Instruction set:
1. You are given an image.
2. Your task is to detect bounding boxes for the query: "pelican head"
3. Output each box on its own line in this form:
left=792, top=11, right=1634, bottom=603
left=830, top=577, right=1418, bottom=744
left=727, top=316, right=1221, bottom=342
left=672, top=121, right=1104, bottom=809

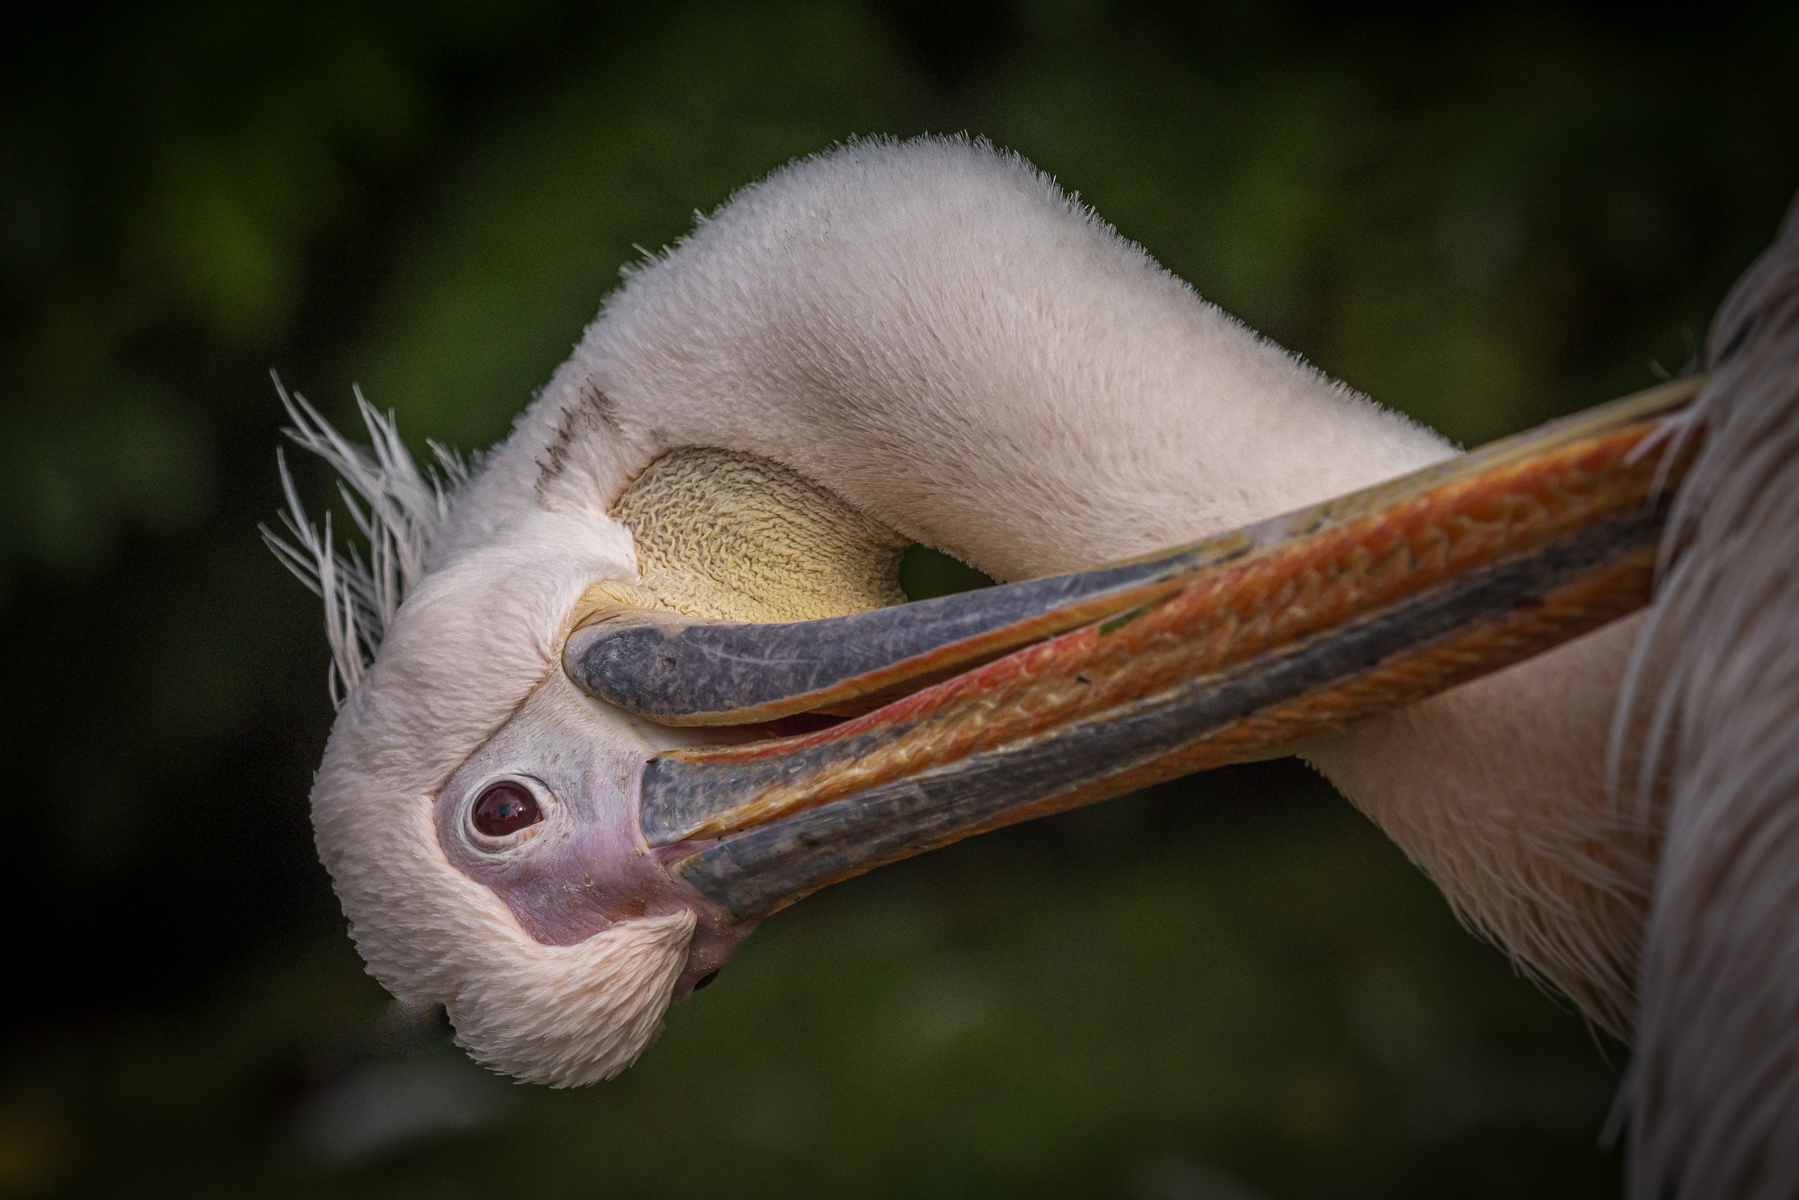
left=273, top=137, right=1694, bottom=1086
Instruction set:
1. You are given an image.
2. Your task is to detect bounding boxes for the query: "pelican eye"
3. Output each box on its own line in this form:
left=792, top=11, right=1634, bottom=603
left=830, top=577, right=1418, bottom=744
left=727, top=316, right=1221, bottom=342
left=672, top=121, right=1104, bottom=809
left=471, top=782, right=543, bottom=838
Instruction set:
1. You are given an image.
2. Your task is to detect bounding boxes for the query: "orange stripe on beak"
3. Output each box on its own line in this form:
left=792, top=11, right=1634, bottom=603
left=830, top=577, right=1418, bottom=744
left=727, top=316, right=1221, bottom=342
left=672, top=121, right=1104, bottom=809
left=607, top=378, right=1700, bottom=916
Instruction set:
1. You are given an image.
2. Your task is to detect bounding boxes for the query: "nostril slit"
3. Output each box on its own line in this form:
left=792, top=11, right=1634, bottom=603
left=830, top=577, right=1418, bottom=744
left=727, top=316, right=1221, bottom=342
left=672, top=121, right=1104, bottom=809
left=693, top=970, right=720, bottom=992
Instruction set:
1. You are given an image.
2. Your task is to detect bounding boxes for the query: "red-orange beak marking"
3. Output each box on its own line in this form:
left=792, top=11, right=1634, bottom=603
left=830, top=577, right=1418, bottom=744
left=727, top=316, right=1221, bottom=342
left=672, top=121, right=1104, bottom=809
left=564, top=377, right=1702, bottom=919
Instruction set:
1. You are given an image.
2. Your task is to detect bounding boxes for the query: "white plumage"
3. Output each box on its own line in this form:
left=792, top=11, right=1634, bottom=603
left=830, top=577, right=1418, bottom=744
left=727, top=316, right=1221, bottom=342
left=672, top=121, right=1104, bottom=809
left=273, top=136, right=1799, bottom=1194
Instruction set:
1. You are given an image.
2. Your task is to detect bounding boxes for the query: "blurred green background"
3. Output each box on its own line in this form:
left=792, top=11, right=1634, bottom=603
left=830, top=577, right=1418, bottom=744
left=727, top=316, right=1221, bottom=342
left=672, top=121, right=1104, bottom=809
left=4, top=2, right=1797, bottom=1196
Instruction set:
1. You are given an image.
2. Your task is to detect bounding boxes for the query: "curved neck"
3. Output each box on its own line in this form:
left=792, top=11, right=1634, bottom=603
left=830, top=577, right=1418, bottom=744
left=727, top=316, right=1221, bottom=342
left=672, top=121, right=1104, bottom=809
left=455, top=140, right=1450, bottom=581
left=448, top=137, right=1649, bottom=1039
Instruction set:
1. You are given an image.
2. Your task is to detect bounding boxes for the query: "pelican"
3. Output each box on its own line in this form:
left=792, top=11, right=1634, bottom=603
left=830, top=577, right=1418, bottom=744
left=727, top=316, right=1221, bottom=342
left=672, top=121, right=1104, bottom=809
left=269, top=137, right=1796, bottom=1196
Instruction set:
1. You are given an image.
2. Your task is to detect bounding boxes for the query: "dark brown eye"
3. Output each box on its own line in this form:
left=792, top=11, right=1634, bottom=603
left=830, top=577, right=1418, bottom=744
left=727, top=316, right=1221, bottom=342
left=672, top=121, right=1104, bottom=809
left=472, top=782, right=542, bottom=838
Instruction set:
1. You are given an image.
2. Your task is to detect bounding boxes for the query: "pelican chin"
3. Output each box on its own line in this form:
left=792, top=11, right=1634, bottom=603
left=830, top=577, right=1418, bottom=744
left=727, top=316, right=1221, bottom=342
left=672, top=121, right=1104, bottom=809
left=276, top=136, right=1711, bottom=1090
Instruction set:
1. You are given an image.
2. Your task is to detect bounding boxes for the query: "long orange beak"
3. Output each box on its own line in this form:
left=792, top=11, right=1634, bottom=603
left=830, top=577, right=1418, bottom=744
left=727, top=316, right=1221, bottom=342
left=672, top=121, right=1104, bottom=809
left=565, top=377, right=1701, bottom=919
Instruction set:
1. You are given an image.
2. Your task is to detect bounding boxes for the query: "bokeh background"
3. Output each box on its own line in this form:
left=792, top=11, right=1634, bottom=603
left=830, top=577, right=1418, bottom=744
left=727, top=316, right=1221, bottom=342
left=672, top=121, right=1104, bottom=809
left=5, top=2, right=1798, bottom=1196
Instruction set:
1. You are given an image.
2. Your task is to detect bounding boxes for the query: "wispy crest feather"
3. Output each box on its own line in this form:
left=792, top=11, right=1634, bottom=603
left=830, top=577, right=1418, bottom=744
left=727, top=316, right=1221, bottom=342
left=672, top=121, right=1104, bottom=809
left=262, top=373, right=468, bottom=705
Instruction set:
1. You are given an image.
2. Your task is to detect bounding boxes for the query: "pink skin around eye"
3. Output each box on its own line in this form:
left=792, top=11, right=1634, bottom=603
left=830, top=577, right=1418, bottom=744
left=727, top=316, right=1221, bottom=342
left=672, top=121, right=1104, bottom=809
left=433, top=675, right=756, bottom=994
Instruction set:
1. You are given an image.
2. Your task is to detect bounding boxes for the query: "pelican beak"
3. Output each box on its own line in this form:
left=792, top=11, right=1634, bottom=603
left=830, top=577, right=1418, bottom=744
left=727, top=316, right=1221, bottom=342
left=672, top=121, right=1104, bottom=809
left=564, top=378, right=1702, bottom=921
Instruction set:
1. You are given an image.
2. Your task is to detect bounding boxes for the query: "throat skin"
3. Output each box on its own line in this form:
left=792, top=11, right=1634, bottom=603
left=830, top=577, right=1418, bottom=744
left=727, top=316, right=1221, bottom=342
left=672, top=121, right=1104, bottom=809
left=462, top=140, right=1652, bottom=1038
left=609, top=447, right=907, bottom=623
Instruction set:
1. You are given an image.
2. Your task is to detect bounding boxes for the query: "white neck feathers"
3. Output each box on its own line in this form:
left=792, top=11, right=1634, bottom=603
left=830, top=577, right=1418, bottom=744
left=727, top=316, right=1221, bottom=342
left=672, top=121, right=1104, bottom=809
left=449, top=136, right=1450, bottom=582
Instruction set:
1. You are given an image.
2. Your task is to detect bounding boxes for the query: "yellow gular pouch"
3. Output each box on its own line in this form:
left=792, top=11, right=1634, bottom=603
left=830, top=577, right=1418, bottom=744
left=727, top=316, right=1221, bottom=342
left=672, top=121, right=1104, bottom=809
left=587, top=447, right=910, bottom=629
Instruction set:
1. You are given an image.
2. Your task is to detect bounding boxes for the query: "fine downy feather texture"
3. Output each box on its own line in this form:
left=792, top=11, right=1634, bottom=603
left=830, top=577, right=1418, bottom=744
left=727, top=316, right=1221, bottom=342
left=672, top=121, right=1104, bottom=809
left=282, top=135, right=1669, bottom=1088
left=305, top=511, right=702, bottom=1083
left=1620, top=198, right=1799, bottom=1198
left=443, top=904, right=697, bottom=1088
left=447, top=137, right=1449, bottom=581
